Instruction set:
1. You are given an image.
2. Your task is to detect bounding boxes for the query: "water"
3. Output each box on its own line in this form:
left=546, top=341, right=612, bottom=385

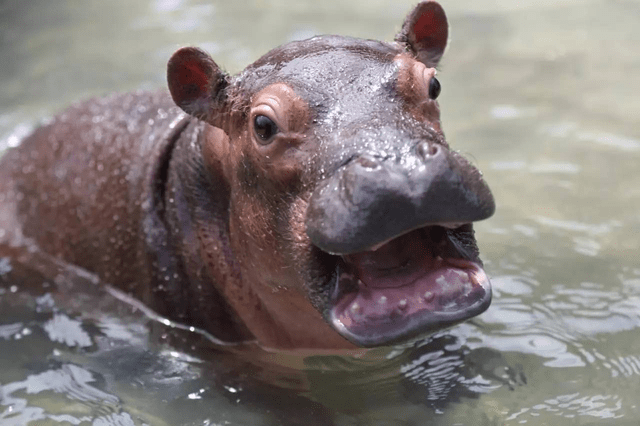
left=1, top=0, right=640, bottom=424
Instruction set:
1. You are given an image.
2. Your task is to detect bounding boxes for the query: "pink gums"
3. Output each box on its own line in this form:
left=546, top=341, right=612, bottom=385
left=331, top=258, right=488, bottom=330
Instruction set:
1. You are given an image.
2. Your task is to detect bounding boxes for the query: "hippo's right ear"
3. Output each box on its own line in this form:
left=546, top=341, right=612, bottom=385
left=396, top=1, right=448, bottom=68
left=167, top=47, right=229, bottom=126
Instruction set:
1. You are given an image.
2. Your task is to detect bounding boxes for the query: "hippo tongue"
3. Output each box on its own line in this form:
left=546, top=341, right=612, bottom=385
left=330, top=227, right=491, bottom=347
left=343, top=229, right=435, bottom=289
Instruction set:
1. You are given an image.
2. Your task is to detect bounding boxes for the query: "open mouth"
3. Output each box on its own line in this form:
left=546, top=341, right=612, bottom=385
left=326, top=225, right=491, bottom=347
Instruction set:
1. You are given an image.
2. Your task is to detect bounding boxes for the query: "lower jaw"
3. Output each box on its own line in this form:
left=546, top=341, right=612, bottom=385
left=328, top=259, right=491, bottom=347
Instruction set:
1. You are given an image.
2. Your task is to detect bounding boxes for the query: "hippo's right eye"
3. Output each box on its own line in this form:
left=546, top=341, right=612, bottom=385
left=428, top=77, right=441, bottom=100
left=254, top=115, right=279, bottom=143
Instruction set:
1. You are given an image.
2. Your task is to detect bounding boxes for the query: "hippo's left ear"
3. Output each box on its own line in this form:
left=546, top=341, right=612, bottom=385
left=167, top=47, right=229, bottom=126
left=396, top=1, right=448, bottom=68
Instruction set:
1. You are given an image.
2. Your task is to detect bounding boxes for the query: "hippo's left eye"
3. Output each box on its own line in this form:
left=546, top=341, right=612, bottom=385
left=254, top=115, right=279, bottom=143
left=428, top=77, right=441, bottom=100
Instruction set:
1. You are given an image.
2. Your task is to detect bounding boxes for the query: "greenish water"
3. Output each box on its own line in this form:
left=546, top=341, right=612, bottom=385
left=1, top=0, right=640, bottom=425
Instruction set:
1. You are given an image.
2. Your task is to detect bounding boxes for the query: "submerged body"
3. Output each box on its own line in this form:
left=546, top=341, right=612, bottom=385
left=0, top=2, right=494, bottom=349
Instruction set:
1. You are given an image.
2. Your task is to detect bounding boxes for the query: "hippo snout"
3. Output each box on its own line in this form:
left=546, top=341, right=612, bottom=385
left=305, top=142, right=495, bottom=255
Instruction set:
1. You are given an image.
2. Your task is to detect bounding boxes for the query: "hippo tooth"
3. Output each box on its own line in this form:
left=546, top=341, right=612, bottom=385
left=423, top=291, right=434, bottom=301
left=470, top=270, right=481, bottom=286
left=378, top=296, right=388, bottom=305
left=350, top=302, right=361, bottom=314
left=398, top=299, right=408, bottom=310
left=435, top=274, right=448, bottom=287
left=452, top=269, right=468, bottom=280
left=437, top=222, right=465, bottom=229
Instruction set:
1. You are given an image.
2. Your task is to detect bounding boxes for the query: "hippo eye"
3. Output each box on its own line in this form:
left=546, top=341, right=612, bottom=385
left=254, top=115, right=279, bottom=143
left=428, top=77, right=441, bottom=99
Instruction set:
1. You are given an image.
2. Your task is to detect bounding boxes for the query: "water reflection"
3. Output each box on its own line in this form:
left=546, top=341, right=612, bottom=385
left=2, top=0, right=640, bottom=424
left=2, top=364, right=121, bottom=425
left=507, top=393, right=625, bottom=422
left=479, top=272, right=640, bottom=368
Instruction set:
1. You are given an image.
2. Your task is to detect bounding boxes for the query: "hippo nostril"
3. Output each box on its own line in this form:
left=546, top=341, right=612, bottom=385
left=356, top=155, right=380, bottom=170
left=340, top=165, right=359, bottom=204
left=416, top=141, right=440, bottom=160
left=339, top=155, right=382, bottom=206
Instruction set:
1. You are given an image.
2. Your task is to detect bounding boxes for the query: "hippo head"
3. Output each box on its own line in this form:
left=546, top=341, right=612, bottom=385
left=167, top=1, right=495, bottom=348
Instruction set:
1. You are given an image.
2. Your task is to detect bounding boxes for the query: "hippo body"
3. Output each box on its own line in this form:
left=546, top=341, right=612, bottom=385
left=0, top=2, right=494, bottom=349
left=0, top=92, right=254, bottom=343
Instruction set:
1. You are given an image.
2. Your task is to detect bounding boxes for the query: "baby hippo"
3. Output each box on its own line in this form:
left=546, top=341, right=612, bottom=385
left=0, top=2, right=494, bottom=349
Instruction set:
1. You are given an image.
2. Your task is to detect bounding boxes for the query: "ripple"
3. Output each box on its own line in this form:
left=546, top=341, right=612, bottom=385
left=468, top=273, right=640, bottom=371
left=92, top=413, right=137, bottom=426
left=491, top=275, right=537, bottom=296
left=528, top=162, right=581, bottom=174
left=577, top=131, right=640, bottom=152
left=489, top=104, right=536, bottom=120
left=533, top=216, right=617, bottom=236
left=0, top=322, right=24, bottom=339
left=541, top=121, right=640, bottom=152
left=1, top=364, right=121, bottom=425
left=508, top=392, right=625, bottom=421
left=43, top=313, right=93, bottom=348
left=489, top=160, right=580, bottom=174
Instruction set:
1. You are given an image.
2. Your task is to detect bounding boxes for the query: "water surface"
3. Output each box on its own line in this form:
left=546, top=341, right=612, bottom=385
left=1, top=0, right=640, bottom=424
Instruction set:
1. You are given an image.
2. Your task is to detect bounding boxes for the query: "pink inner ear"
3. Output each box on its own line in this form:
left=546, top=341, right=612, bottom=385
left=181, top=60, right=209, bottom=97
left=412, top=6, right=447, bottom=50
left=168, top=46, right=223, bottom=120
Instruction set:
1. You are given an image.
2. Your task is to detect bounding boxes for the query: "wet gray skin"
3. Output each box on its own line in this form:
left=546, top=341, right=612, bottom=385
left=305, top=127, right=495, bottom=255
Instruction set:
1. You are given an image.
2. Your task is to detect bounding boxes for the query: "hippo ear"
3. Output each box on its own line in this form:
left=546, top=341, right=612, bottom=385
left=167, top=47, right=229, bottom=126
left=396, top=1, right=448, bottom=68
